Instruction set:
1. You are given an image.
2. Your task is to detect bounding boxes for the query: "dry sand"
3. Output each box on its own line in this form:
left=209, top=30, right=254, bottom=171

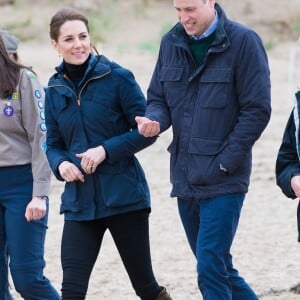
left=5, top=1, right=300, bottom=299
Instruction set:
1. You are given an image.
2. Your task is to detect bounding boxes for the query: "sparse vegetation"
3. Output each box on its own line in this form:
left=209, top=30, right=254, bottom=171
left=0, top=0, right=300, bottom=51
left=264, top=40, right=277, bottom=52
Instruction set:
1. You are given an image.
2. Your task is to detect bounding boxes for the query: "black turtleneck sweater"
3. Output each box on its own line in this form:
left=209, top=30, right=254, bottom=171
left=63, top=55, right=90, bottom=86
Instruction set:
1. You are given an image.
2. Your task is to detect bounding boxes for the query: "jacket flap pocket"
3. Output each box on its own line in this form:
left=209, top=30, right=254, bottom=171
left=167, top=139, right=178, bottom=154
left=161, top=66, right=184, bottom=81
left=200, top=67, right=231, bottom=83
left=188, top=138, right=226, bottom=155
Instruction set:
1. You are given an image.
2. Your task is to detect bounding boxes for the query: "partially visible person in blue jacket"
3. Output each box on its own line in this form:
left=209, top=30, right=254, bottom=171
left=45, top=7, right=172, bottom=300
left=276, top=89, right=300, bottom=241
left=136, top=0, right=271, bottom=299
left=0, top=30, right=60, bottom=300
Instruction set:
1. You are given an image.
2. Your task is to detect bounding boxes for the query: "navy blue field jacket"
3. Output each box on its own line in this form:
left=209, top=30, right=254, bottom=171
left=146, top=3, right=271, bottom=199
left=45, top=54, right=155, bottom=220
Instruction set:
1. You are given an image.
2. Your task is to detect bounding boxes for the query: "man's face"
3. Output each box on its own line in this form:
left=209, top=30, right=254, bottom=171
left=173, top=0, right=215, bottom=37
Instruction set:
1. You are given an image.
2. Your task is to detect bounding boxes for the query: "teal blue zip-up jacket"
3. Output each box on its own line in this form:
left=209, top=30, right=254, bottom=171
left=45, top=54, right=155, bottom=220
left=146, top=3, right=271, bottom=199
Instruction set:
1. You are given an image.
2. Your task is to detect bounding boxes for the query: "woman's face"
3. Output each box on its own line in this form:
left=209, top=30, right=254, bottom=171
left=52, top=20, right=91, bottom=65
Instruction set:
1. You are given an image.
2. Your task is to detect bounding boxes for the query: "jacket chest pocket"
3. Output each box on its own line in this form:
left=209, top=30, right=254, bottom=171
left=160, top=66, right=186, bottom=108
left=197, top=67, right=232, bottom=109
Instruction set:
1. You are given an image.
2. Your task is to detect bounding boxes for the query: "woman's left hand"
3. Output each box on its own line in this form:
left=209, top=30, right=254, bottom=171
left=76, top=145, right=106, bottom=175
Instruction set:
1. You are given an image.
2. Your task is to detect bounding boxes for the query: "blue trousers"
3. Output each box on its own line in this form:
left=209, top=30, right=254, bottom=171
left=178, top=194, right=258, bottom=300
left=0, top=164, right=60, bottom=300
left=3, top=245, right=13, bottom=300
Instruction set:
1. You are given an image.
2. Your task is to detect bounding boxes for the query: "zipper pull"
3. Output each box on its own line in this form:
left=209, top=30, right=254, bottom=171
left=77, top=99, right=80, bottom=106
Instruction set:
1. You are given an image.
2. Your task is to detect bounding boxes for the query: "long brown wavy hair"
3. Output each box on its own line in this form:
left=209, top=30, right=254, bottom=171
left=0, top=35, right=34, bottom=98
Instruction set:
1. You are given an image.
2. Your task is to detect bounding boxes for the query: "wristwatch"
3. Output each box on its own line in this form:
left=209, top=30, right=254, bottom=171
left=38, top=195, right=49, bottom=201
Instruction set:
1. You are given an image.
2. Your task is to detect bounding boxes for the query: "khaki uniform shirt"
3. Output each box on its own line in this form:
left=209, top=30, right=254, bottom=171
left=0, top=69, right=51, bottom=197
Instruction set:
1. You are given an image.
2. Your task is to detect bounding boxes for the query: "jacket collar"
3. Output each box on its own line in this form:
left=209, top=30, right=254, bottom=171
left=167, top=3, right=229, bottom=50
left=293, top=90, right=300, bottom=159
left=49, top=53, right=112, bottom=86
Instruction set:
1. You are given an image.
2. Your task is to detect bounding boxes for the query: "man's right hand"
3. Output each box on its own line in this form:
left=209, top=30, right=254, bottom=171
left=291, top=175, right=300, bottom=197
left=135, top=116, right=160, bottom=137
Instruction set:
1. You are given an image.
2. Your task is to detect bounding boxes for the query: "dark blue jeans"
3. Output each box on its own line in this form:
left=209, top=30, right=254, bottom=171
left=0, top=241, right=14, bottom=300
left=5, top=288, right=13, bottom=300
left=61, top=209, right=162, bottom=300
left=3, top=246, right=14, bottom=300
left=178, top=194, right=258, bottom=300
left=0, top=164, right=60, bottom=300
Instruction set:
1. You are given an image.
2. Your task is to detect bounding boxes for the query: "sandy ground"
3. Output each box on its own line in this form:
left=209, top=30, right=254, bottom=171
left=4, top=1, right=300, bottom=299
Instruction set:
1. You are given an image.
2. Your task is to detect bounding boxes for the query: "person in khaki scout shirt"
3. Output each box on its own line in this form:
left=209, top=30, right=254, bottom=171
left=0, top=30, right=60, bottom=300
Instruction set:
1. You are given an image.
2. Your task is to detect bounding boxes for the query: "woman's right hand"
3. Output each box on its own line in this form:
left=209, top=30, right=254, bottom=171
left=58, top=161, right=85, bottom=182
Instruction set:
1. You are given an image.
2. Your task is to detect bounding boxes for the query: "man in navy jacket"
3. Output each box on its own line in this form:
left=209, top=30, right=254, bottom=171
left=136, top=0, right=271, bottom=299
